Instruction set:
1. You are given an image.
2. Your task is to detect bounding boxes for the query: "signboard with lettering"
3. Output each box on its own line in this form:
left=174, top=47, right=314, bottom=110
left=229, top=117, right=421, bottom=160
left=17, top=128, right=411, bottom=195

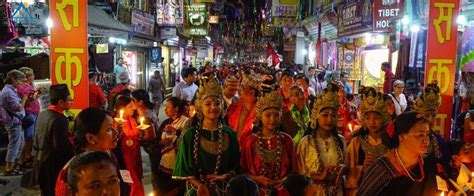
left=157, top=1, right=183, bottom=26
left=337, top=0, right=372, bottom=37
left=184, top=4, right=207, bottom=36
left=373, top=0, right=402, bottom=32
left=132, top=9, right=154, bottom=36
left=10, top=2, right=49, bottom=35
left=424, top=0, right=459, bottom=139
left=50, top=0, right=89, bottom=110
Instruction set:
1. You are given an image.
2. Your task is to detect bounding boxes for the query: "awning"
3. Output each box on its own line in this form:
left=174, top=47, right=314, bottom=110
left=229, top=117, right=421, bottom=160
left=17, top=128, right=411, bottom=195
left=88, top=5, right=129, bottom=39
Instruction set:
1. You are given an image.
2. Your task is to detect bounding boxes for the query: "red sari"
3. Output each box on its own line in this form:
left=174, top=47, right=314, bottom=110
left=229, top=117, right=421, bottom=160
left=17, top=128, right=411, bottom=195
left=240, top=132, right=296, bottom=196
left=226, top=101, right=256, bottom=145
left=119, top=116, right=144, bottom=196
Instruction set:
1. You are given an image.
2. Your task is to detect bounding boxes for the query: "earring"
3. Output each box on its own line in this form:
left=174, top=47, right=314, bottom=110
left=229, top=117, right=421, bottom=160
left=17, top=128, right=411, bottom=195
left=91, top=141, right=96, bottom=145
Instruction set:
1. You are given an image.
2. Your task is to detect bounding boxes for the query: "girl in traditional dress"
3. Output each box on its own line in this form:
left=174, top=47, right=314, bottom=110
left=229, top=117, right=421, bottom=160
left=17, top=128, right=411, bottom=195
left=358, top=112, right=450, bottom=195
left=297, top=83, right=347, bottom=196
left=241, top=85, right=296, bottom=195
left=413, top=82, right=450, bottom=166
left=114, top=96, right=144, bottom=196
left=345, top=87, right=390, bottom=195
left=155, top=97, right=189, bottom=195
left=172, top=74, right=240, bottom=196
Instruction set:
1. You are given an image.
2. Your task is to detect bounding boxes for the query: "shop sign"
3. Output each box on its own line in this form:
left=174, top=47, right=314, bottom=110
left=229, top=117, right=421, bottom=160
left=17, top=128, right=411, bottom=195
left=185, top=3, right=207, bottom=36
left=373, top=0, right=402, bottom=32
left=209, top=15, right=219, bottom=24
left=50, top=0, right=89, bottom=110
left=337, top=0, right=372, bottom=37
left=424, top=0, right=459, bottom=139
left=160, top=27, right=177, bottom=40
left=132, top=9, right=154, bottom=36
left=157, top=1, right=183, bottom=26
left=303, top=16, right=319, bottom=35
left=96, top=44, right=109, bottom=54
left=272, top=0, right=298, bottom=18
left=10, top=2, right=49, bottom=35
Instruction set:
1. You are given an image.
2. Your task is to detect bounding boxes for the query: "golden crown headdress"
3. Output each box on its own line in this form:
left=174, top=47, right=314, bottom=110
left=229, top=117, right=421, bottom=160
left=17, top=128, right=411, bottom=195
left=310, top=83, right=340, bottom=129
left=360, top=87, right=389, bottom=123
left=195, top=74, right=223, bottom=107
left=413, top=84, right=441, bottom=113
left=240, top=71, right=260, bottom=90
left=255, top=89, right=283, bottom=121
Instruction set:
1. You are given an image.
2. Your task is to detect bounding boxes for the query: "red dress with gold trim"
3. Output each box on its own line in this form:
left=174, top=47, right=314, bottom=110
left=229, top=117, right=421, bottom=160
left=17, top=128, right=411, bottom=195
left=240, top=132, right=296, bottom=196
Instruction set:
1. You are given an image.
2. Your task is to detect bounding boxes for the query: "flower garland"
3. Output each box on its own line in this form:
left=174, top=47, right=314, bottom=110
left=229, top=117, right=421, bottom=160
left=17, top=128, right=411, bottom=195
left=193, top=123, right=224, bottom=184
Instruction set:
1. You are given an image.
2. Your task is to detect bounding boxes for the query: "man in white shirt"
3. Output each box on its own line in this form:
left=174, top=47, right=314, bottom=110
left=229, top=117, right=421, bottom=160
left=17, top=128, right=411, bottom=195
left=172, top=67, right=198, bottom=103
left=113, top=58, right=128, bottom=85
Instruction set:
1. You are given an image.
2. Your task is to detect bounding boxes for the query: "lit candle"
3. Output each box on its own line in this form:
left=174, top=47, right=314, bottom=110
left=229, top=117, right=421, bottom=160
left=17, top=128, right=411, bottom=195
left=140, top=116, right=145, bottom=126
left=148, top=192, right=154, bottom=196
left=440, top=191, right=444, bottom=196
left=348, top=122, right=353, bottom=132
left=119, top=109, right=124, bottom=120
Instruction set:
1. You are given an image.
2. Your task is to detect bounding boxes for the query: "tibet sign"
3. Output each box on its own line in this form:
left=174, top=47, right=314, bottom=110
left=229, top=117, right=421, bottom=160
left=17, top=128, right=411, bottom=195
left=50, top=0, right=89, bottom=110
left=337, top=0, right=372, bottom=37
left=373, top=0, right=403, bottom=32
left=185, top=3, right=207, bottom=36
left=424, top=0, right=459, bottom=139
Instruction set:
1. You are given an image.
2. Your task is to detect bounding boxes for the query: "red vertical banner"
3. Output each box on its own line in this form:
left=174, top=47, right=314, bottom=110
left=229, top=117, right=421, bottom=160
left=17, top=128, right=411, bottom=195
left=425, top=0, right=459, bottom=139
left=50, top=0, right=89, bottom=110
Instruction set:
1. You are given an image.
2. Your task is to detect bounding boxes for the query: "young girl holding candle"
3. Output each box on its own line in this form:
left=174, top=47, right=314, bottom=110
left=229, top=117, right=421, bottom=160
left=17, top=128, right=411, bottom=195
left=114, top=96, right=144, bottom=196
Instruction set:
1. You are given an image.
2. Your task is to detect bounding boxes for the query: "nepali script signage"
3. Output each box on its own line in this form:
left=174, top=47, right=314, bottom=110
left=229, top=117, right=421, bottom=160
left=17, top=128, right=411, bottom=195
left=132, top=9, right=155, bottom=36
left=425, top=0, right=459, bottom=139
left=50, top=0, right=89, bottom=110
left=373, top=0, right=402, bottom=32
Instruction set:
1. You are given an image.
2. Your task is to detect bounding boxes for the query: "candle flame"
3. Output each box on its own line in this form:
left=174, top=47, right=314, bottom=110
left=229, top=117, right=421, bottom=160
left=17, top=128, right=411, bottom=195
left=119, top=109, right=124, bottom=119
left=148, top=192, right=155, bottom=196
left=140, top=116, right=145, bottom=126
left=440, top=191, right=444, bottom=196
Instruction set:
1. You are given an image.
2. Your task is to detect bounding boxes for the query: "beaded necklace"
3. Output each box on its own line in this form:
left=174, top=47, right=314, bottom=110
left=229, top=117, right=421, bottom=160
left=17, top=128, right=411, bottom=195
left=257, top=131, right=283, bottom=180
left=395, top=149, right=425, bottom=182
left=193, top=123, right=224, bottom=184
left=312, top=130, right=344, bottom=175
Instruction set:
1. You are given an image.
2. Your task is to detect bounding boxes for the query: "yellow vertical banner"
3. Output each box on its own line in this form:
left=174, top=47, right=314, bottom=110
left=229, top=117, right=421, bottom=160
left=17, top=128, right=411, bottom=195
left=424, top=0, right=459, bottom=138
left=50, top=0, right=89, bottom=109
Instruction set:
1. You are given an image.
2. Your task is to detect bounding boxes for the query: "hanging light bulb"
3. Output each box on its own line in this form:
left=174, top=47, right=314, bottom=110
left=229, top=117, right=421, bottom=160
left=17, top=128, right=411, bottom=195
left=410, top=24, right=420, bottom=33
left=457, top=14, right=467, bottom=26
left=401, top=15, right=410, bottom=26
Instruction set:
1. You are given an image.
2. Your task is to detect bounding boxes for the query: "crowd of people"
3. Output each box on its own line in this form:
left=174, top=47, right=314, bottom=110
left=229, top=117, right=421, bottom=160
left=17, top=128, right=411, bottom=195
left=0, top=61, right=473, bottom=196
